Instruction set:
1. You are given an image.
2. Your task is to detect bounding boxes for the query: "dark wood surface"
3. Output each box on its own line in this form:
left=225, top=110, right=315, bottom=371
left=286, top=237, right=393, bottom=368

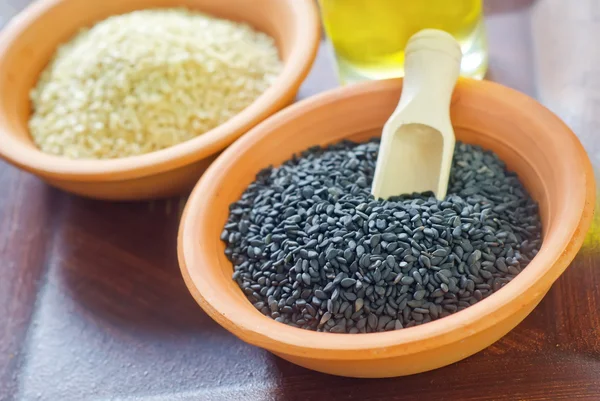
left=2, top=0, right=600, bottom=400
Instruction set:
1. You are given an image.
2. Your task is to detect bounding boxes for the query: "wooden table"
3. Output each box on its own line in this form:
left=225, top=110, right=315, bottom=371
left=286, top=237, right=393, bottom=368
left=2, top=0, right=599, bottom=400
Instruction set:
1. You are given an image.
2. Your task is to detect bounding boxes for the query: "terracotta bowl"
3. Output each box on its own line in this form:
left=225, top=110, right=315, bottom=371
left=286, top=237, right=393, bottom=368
left=178, top=78, right=595, bottom=378
left=0, top=0, right=319, bottom=200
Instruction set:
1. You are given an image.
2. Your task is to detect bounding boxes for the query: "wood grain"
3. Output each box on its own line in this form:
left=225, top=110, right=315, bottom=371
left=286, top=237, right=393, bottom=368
left=2, top=0, right=600, bottom=400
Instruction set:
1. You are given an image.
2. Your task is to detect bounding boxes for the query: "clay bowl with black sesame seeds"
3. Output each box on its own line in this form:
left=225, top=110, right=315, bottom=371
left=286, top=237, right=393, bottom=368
left=0, top=0, right=319, bottom=200
left=178, top=78, right=595, bottom=378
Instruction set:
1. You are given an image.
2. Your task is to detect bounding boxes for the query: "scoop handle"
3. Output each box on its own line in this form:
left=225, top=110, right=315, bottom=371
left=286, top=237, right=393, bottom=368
left=390, top=29, right=462, bottom=129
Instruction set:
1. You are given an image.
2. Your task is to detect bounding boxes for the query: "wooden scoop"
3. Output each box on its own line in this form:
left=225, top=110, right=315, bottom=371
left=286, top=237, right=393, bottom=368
left=372, top=29, right=463, bottom=200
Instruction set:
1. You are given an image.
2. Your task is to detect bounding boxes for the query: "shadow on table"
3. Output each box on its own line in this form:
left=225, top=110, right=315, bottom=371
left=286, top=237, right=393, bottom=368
left=267, top=347, right=520, bottom=401
left=268, top=354, right=468, bottom=401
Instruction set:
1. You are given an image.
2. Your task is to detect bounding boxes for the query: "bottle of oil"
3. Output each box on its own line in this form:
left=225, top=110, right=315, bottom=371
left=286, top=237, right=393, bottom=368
left=319, top=0, right=488, bottom=84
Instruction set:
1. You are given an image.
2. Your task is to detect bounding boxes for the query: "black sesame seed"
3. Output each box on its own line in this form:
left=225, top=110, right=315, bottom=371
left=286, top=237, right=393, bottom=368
left=223, top=139, right=542, bottom=333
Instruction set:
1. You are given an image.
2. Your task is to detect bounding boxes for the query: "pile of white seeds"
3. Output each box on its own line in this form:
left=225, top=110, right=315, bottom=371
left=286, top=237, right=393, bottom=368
left=29, top=8, right=282, bottom=159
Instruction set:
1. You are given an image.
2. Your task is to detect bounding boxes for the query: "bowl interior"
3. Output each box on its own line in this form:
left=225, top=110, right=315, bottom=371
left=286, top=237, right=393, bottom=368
left=180, top=78, right=592, bottom=357
left=0, top=0, right=316, bottom=178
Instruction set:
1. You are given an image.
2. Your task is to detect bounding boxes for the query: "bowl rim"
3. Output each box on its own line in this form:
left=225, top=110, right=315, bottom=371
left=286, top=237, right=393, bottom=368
left=179, top=78, right=596, bottom=359
left=0, top=0, right=320, bottom=181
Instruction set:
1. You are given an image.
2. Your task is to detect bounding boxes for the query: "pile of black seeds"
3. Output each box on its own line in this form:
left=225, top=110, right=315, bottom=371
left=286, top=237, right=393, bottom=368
left=221, top=139, right=542, bottom=333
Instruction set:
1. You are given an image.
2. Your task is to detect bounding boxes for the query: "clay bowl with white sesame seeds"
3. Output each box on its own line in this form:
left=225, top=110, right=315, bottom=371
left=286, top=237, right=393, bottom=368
left=0, top=0, right=319, bottom=200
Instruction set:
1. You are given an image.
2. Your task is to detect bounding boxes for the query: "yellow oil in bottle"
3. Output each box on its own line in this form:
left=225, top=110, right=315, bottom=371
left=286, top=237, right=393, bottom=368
left=319, top=0, right=488, bottom=83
